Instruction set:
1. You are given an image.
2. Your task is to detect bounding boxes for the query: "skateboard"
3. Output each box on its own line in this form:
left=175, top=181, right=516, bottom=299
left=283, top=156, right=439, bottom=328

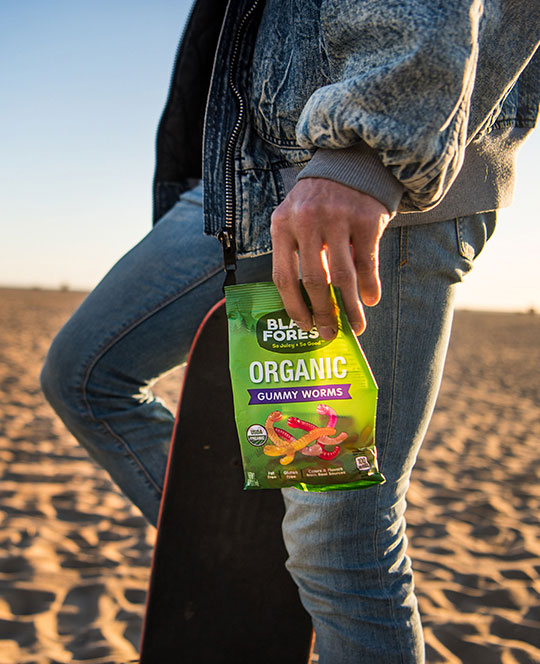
left=138, top=299, right=313, bottom=663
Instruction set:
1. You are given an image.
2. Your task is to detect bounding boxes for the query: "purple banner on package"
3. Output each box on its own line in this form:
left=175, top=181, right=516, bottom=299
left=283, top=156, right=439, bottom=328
left=248, top=384, right=351, bottom=405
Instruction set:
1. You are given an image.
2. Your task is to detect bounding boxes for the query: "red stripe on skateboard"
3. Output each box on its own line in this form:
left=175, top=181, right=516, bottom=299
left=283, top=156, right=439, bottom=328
left=138, top=297, right=226, bottom=659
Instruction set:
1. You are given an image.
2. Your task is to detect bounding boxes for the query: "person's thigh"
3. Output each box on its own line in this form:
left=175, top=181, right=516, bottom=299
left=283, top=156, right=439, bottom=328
left=282, top=213, right=496, bottom=664
left=41, top=185, right=273, bottom=524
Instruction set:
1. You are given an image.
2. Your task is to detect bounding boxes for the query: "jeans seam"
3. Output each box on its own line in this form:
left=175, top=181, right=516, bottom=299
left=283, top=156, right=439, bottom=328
left=92, top=418, right=165, bottom=499
left=399, top=226, right=409, bottom=267
left=374, top=226, right=408, bottom=662
left=79, top=264, right=223, bottom=494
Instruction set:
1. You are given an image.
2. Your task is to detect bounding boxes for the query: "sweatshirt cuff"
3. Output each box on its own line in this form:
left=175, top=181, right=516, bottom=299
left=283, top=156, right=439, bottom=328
left=296, top=143, right=404, bottom=215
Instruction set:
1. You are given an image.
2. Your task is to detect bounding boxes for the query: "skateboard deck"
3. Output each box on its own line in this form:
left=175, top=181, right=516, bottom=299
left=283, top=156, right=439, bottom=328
left=139, top=299, right=313, bottom=663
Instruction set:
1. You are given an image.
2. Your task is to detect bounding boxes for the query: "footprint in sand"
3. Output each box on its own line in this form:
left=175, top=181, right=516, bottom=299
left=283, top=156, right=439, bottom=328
left=0, top=555, right=33, bottom=576
left=0, top=618, right=37, bottom=648
left=0, top=586, right=55, bottom=616
left=57, top=583, right=104, bottom=634
left=123, top=588, right=147, bottom=605
left=66, top=626, right=112, bottom=661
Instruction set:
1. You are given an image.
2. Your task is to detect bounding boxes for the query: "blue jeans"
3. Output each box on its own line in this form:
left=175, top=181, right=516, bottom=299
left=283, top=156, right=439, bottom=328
left=41, top=184, right=495, bottom=663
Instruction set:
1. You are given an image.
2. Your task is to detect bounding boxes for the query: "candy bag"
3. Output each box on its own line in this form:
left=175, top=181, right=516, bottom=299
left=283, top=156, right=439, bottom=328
left=224, top=281, right=384, bottom=491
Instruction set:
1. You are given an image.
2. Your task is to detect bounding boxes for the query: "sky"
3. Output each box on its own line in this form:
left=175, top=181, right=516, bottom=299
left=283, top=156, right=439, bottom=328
left=1, top=1, right=539, bottom=312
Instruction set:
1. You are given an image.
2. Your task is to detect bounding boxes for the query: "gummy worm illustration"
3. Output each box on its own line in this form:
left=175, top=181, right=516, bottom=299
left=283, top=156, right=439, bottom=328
left=288, top=416, right=347, bottom=446
left=287, top=416, right=319, bottom=432
left=318, top=433, right=348, bottom=445
left=264, top=406, right=348, bottom=464
left=264, top=424, right=336, bottom=465
left=274, top=427, right=323, bottom=456
left=288, top=404, right=347, bottom=459
left=265, top=412, right=292, bottom=450
left=280, top=427, right=335, bottom=465
left=317, top=446, right=341, bottom=460
left=263, top=426, right=335, bottom=459
left=264, top=412, right=299, bottom=465
left=316, top=403, right=337, bottom=427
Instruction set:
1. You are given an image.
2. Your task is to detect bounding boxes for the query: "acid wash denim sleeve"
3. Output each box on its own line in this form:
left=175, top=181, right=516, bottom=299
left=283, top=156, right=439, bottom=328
left=294, top=0, right=540, bottom=213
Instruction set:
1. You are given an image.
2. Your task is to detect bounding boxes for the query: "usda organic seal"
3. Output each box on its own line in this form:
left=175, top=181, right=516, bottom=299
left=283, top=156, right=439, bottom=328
left=246, top=424, right=268, bottom=446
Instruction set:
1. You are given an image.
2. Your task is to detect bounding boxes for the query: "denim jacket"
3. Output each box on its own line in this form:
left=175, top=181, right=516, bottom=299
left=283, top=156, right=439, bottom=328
left=154, top=0, right=539, bottom=258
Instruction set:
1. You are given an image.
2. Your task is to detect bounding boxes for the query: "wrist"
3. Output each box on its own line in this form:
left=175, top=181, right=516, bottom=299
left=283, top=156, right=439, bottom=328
left=296, top=143, right=404, bottom=216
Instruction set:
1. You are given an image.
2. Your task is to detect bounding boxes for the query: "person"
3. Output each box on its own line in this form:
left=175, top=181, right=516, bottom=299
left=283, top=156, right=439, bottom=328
left=41, top=1, right=539, bottom=662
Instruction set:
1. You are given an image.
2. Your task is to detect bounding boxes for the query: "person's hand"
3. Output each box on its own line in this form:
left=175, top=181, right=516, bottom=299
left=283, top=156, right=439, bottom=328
left=270, top=177, right=391, bottom=338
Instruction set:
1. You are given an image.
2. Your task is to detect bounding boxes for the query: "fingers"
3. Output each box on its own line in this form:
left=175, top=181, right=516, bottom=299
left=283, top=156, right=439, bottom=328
left=272, top=223, right=381, bottom=338
left=298, top=239, right=338, bottom=340
left=270, top=178, right=390, bottom=338
left=270, top=213, right=313, bottom=332
left=275, top=229, right=380, bottom=338
left=326, top=240, right=366, bottom=336
left=272, top=220, right=356, bottom=340
left=272, top=204, right=338, bottom=340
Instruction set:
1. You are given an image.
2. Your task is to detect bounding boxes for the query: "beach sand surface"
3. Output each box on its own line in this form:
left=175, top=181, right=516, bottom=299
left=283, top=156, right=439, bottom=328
left=0, top=288, right=539, bottom=663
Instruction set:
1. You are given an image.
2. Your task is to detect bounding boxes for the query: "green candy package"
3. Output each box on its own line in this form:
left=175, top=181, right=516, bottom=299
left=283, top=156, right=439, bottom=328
left=224, top=281, right=385, bottom=491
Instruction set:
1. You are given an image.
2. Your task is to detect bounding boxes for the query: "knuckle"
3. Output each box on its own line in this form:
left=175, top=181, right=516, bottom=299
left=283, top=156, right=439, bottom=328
left=272, top=269, right=294, bottom=291
left=270, top=205, right=292, bottom=231
left=270, top=207, right=285, bottom=224
left=270, top=214, right=286, bottom=235
left=294, top=201, right=318, bottom=221
left=354, top=255, right=377, bottom=277
left=329, top=267, right=355, bottom=288
left=301, top=273, right=328, bottom=292
left=293, top=200, right=330, bottom=228
left=355, top=265, right=376, bottom=279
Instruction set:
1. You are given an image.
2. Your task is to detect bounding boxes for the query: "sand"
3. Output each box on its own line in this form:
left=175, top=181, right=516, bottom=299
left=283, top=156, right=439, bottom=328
left=0, top=287, right=539, bottom=663
left=407, top=310, right=540, bottom=663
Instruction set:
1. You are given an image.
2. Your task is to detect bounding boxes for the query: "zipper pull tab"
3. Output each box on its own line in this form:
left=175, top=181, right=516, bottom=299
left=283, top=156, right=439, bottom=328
left=218, top=229, right=237, bottom=289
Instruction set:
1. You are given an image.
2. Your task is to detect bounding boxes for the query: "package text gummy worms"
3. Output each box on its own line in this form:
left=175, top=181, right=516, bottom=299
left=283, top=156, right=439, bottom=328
left=225, top=282, right=385, bottom=491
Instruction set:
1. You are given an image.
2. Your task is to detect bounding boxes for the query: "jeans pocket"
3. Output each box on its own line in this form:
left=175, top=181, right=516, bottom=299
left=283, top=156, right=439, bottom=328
left=455, top=211, right=497, bottom=265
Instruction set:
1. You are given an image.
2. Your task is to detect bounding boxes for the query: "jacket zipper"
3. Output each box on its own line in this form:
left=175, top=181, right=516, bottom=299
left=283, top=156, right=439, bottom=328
left=219, top=0, right=262, bottom=287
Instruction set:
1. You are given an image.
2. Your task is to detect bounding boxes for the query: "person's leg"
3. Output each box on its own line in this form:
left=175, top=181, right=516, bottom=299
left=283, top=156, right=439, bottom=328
left=282, top=213, right=496, bottom=664
left=41, top=185, right=272, bottom=526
